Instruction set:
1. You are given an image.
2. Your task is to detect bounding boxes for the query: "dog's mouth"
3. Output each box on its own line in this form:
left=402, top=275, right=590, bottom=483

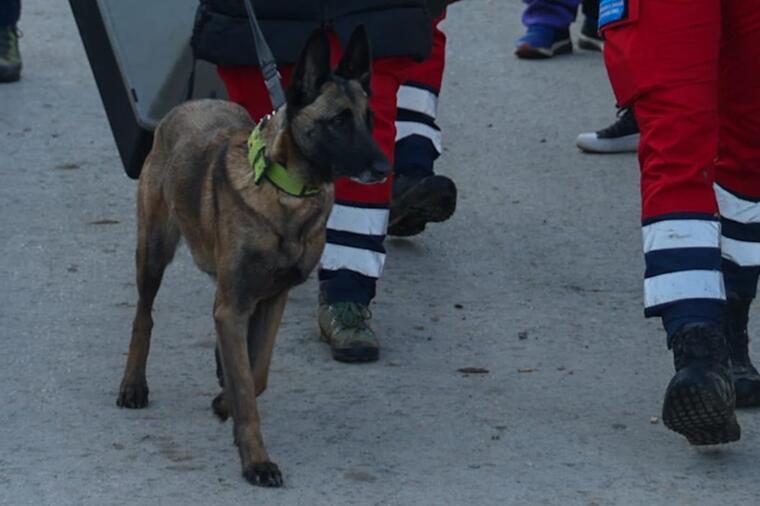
left=351, top=170, right=389, bottom=185
left=348, top=159, right=391, bottom=185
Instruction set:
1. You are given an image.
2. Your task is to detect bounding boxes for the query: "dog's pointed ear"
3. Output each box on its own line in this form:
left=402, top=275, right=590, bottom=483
left=335, top=25, right=372, bottom=94
left=287, top=28, right=332, bottom=111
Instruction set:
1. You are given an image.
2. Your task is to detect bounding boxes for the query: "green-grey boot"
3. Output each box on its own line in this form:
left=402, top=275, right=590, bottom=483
left=319, top=302, right=379, bottom=363
left=0, top=26, right=21, bottom=83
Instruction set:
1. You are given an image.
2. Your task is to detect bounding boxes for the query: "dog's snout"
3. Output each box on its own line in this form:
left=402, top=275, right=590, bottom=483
left=371, top=158, right=391, bottom=177
left=350, top=157, right=391, bottom=184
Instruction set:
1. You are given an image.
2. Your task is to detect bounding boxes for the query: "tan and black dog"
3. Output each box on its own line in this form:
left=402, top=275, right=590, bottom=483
left=115, top=27, right=389, bottom=487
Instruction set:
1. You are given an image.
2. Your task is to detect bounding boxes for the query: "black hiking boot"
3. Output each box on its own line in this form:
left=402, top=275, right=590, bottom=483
left=725, top=298, right=760, bottom=408
left=662, top=323, right=740, bottom=445
left=388, top=174, right=457, bottom=237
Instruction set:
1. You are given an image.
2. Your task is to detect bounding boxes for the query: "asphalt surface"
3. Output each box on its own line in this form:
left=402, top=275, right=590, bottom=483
left=2, top=1, right=759, bottom=505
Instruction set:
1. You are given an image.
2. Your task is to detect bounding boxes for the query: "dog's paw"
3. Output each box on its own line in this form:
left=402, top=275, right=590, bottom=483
left=211, top=392, right=229, bottom=422
left=243, top=462, right=283, bottom=488
left=117, top=381, right=149, bottom=409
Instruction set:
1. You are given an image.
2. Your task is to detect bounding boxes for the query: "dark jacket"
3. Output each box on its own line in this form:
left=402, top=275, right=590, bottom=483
left=427, top=0, right=447, bottom=18
left=192, top=0, right=433, bottom=67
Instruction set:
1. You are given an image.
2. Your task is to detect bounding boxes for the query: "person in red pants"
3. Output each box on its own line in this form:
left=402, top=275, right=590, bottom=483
left=193, top=0, right=432, bottom=363
left=602, top=0, right=760, bottom=445
left=389, top=11, right=458, bottom=237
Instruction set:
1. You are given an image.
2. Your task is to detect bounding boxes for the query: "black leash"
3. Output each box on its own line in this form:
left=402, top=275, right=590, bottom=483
left=185, top=58, right=196, bottom=101
left=242, top=0, right=286, bottom=110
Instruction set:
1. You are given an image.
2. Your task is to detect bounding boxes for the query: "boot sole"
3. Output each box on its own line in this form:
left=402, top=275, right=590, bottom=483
left=388, top=176, right=457, bottom=237
left=331, top=346, right=379, bottom=363
left=0, top=64, right=21, bottom=83
left=576, top=132, right=640, bottom=154
left=319, top=331, right=379, bottom=363
left=662, top=378, right=740, bottom=445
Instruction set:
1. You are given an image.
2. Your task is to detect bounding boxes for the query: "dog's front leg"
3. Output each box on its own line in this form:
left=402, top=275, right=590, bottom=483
left=247, top=290, right=289, bottom=396
left=214, top=294, right=283, bottom=488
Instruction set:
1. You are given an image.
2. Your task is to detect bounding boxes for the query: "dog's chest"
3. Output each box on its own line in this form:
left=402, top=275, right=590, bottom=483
left=268, top=202, right=329, bottom=283
left=274, top=239, right=320, bottom=285
left=234, top=235, right=324, bottom=306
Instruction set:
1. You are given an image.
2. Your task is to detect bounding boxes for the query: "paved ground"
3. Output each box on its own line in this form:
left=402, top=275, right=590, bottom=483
left=2, top=1, right=759, bottom=505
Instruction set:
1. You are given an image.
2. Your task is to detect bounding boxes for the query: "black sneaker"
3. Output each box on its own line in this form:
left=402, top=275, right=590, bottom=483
left=0, top=26, right=21, bottom=83
left=576, top=108, right=640, bottom=153
left=662, top=323, right=740, bottom=446
left=388, top=174, right=457, bottom=237
left=726, top=298, right=760, bottom=408
left=578, top=16, right=603, bottom=51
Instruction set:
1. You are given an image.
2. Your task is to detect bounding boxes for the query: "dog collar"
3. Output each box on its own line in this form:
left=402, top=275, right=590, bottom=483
left=247, top=126, right=321, bottom=197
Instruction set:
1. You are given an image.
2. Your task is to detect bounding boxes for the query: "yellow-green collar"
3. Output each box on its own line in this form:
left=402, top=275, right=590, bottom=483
left=247, top=125, right=321, bottom=197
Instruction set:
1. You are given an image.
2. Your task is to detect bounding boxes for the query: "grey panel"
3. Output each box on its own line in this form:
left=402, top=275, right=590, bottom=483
left=97, top=0, right=226, bottom=130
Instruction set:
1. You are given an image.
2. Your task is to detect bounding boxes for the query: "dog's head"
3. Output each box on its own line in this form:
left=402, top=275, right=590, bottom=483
left=286, top=26, right=390, bottom=184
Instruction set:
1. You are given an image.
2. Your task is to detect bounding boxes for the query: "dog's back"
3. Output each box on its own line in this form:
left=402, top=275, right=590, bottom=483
left=154, top=99, right=252, bottom=153
left=144, top=99, right=253, bottom=189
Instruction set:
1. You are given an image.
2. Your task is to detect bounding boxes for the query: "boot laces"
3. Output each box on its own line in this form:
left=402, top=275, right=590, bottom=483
left=670, top=324, right=729, bottom=371
left=333, top=302, right=371, bottom=329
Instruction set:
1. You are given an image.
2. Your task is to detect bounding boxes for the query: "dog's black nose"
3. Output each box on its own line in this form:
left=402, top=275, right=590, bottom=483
left=370, top=158, right=391, bottom=177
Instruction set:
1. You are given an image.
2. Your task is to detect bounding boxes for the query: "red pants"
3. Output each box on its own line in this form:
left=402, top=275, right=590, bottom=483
left=603, top=0, right=760, bottom=329
left=219, top=33, right=413, bottom=305
left=395, top=13, right=447, bottom=177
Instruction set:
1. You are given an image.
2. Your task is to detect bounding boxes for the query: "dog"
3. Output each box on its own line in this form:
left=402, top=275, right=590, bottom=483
left=115, top=26, right=389, bottom=487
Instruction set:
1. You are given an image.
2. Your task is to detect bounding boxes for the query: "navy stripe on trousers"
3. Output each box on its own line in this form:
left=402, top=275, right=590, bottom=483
left=715, top=183, right=760, bottom=299
left=319, top=203, right=389, bottom=305
left=395, top=82, right=442, bottom=178
left=641, top=215, right=725, bottom=318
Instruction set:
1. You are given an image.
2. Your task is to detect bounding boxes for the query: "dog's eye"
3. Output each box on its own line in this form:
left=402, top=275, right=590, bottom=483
left=331, top=110, right=351, bottom=127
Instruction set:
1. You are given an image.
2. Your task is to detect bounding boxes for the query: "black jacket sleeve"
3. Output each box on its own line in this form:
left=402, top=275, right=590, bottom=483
left=192, top=0, right=433, bottom=67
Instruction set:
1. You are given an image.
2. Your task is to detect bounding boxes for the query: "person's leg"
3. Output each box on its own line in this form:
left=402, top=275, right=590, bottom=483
left=522, top=0, right=580, bottom=28
left=580, top=0, right=598, bottom=19
left=714, top=0, right=760, bottom=407
left=516, top=0, right=581, bottom=59
left=605, top=0, right=739, bottom=445
left=0, top=0, right=22, bottom=83
left=318, top=53, right=413, bottom=361
left=217, top=65, right=294, bottom=122
left=578, top=0, right=603, bottom=51
left=389, top=13, right=456, bottom=237
left=631, top=1, right=723, bottom=335
left=395, top=16, right=445, bottom=182
left=0, top=0, right=20, bottom=26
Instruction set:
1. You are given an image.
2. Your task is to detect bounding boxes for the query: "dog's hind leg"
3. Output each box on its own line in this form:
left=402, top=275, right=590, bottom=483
left=214, top=291, right=283, bottom=487
left=211, top=346, right=230, bottom=421
left=117, top=172, right=181, bottom=409
left=247, top=290, right=288, bottom=396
